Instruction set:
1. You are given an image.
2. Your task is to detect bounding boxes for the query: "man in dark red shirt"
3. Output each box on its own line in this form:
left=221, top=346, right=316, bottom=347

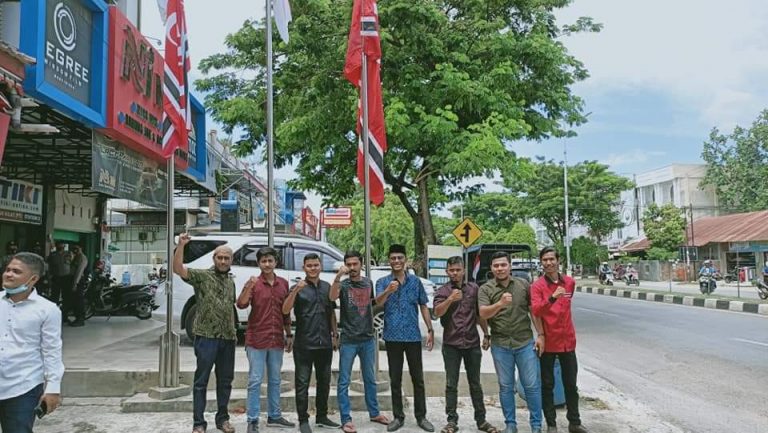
left=530, top=247, right=588, bottom=433
left=237, top=247, right=295, bottom=433
left=433, top=256, right=499, bottom=433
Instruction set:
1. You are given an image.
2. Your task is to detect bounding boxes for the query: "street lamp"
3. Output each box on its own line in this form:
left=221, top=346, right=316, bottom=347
left=563, top=141, right=571, bottom=275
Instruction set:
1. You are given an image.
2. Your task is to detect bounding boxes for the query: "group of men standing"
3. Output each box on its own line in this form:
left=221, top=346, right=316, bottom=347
left=174, top=232, right=588, bottom=433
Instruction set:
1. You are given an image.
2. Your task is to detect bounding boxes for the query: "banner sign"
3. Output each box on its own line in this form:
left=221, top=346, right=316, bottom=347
left=322, top=207, right=353, bottom=228
left=181, top=95, right=207, bottom=181
left=0, top=178, right=44, bottom=225
left=102, top=6, right=188, bottom=169
left=91, top=132, right=168, bottom=208
left=21, top=0, right=107, bottom=126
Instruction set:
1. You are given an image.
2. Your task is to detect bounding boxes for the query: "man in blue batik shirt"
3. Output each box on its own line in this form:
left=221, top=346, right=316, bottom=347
left=375, top=244, right=435, bottom=433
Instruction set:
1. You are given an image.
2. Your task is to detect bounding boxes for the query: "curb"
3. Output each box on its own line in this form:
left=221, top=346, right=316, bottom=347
left=575, top=285, right=768, bottom=316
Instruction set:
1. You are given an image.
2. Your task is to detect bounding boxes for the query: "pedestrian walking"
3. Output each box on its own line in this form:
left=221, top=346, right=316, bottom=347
left=433, top=256, right=499, bottom=433
left=478, top=251, right=546, bottom=433
left=173, top=233, right=237, bottom=433
left=531, top=247, right=589, bottom=433
left=236, top=247, right=295, bottom=433
left=63, top=245, right=87, bottom=327
left=282, top=253, right=341, bottom=433
left=374, top=244, right=435, bottom=433
left=0, top=252, right=64, bottom=433
left=330, top=250, right=390, bottom=433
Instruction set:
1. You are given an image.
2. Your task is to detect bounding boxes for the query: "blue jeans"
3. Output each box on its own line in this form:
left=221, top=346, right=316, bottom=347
left=337, top=339, right=380, bottom=424
left=0, top=383, right=45, bottom=433
left=246, top=347, right=284, bottom=423
left=490, top=340, right=542, bottom=430
left=193, top=337, right=236, bottom=430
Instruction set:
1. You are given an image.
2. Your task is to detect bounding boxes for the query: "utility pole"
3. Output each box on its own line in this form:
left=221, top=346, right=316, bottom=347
left=563, top=143, right=572, bottom=275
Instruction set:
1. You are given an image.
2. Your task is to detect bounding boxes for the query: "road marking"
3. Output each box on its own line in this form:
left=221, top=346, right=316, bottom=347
left=575, top=307, right=621, bottom=318
left=731, top=338, right=768, bottom=348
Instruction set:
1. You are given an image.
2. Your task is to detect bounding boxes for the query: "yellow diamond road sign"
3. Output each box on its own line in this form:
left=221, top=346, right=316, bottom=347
left=452, top=217, right=483, bottom=248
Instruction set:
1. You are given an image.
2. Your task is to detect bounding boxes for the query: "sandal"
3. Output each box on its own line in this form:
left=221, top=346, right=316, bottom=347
left=441, top=422, right=459, bottom=433
left=342, top=422, right=357, bottom=433
left=369, top=415, right=390, bottom=425
left=477, top=422, right=499, bottom=433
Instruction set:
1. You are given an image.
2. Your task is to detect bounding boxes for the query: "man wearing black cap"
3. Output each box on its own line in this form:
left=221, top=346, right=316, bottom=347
left=375, top=244, right=435, bottom=432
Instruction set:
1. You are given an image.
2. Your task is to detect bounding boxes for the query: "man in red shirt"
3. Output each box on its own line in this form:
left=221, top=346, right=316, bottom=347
left=237, top=247, right=295, bottom=433
left=530, top=247, right=588, bottom=433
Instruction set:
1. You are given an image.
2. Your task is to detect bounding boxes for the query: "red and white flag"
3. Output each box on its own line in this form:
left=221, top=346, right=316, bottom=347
left=158, top=0, right=191, bottom=159
left=472, top=254, right=481, bottom=281
left=344, top=0, right=387, bottom=205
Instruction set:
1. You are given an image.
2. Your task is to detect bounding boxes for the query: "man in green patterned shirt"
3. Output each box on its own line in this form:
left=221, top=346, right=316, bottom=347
left=174, top=233, right=237, bottom=433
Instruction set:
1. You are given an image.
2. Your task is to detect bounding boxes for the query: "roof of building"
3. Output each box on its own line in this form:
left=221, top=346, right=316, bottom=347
left=687, top=210, right=768, bottom=246
left=620, top=238, right=650, bottom=252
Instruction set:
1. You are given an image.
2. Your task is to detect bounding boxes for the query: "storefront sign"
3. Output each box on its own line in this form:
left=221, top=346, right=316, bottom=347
left=21, top=0, right=107, bottom=126
left=101, top=6, right=187, bottom=169
left=91, top=132, right=168, bottom=208
left=181, top=95, right=208, bottom=182
left=0, top=178, right=43, bottom=224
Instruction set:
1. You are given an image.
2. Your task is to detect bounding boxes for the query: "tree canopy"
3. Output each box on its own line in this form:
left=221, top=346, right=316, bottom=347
left=701, top=110, right=768, bottom=213
left=641, top=203, right=686, bottom=260
left=196, top=0, right=600, bottom=267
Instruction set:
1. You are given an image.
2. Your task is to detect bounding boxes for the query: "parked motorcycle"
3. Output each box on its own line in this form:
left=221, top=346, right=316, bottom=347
left=699, top=274, right=716, bottom=295
left=83, top=268, right=159, bottom=320
left=723, top=268, right=738, bottom=284
left=754, top=279, right=768, bottom=300
left=624, top=268, right=640, bottom=286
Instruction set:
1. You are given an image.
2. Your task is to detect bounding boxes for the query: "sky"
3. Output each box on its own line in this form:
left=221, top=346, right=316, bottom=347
left=141, top=0, right=768, bottom=211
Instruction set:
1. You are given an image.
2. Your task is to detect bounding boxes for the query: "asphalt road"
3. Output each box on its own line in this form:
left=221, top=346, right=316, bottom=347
left=572, top=292, right=768, bottom=433
left=580, top=277, right=766, bottom=300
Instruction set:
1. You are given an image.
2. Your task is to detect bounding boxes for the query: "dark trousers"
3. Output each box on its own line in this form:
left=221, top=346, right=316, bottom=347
left=294, top=348, right=333, bottom=423
left=50, top=275, right=70, bottom=305
left=386, top=341, right=427, bottom=422
left=0, top=383, right=44, bottom=433
left=62, top=278, right=84, bottom=321
left=193, top=336, right=236, bottom=429
left=442, top=345, right=486, bottom=425
left=541, top=351, right=581, bottom=427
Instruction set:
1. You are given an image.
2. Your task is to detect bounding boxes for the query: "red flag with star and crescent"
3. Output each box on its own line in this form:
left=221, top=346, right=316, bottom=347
left=344, top=0, right=387, bottom=205
left=160, top=0, right=191, bottom=160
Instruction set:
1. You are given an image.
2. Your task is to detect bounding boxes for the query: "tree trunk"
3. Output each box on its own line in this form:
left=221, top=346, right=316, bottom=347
left=413, top=174, right=437, bottom=276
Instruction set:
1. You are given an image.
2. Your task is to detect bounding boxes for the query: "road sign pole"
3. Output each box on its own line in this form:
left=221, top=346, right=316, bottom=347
left=464, top=247, right=468, bottom=284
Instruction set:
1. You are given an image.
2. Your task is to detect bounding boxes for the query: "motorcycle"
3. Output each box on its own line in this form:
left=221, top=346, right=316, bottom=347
left=624, top=268, right=640, bottom=286
left=600, top=270, right=614, bottom=286
left=754, top=279, right=768, bottom=300
left=83, top=268, right=160, bottom=320
left=699, top=274, right=716, bottom=295
left=722, top=269, right=738, bottom=284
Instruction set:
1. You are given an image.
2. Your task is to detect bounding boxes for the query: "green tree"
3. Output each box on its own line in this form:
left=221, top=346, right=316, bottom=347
left=196, top=0, right=599, bottom=267
left=641, top=203, right=686, bottom=260
left=490, top=223, right=537, bottom=252
left=325, top=192, right=413, bottom=264
left=570, top=236, right=608, bottom=271
left=701, top=110, right=768, bottom=213
left=505, top=159, right=633, bottom=246
left=450, top=193, right=525, bottom=233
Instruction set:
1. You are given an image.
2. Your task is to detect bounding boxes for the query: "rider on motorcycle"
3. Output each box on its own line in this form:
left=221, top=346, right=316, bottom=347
left=599, top=262, right=611, bottom=284
left=699, top=260, right=716, bottom=278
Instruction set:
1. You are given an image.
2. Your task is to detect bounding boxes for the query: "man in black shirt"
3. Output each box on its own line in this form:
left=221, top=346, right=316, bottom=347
left=282, top=253, right=340, bottom=433
left=330, top=250, right=391, bottom=433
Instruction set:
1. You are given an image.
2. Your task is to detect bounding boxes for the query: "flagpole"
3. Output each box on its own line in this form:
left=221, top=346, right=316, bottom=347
left=159, top=156, right=180, bottom=388
left=266, top=0, right=275, bottom=247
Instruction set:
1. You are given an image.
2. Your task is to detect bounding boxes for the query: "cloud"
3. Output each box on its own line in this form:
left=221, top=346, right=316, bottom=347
left=601, top=150, right=667, bottom=168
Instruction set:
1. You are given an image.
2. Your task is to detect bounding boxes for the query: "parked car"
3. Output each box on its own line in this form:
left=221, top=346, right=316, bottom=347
left=172, top=232, right=436, bottom=341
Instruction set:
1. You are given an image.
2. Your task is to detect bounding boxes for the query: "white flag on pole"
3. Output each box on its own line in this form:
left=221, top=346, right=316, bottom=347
left=156, top=0, right=168, bottom=23
left=273, top=0, right=292, bottom=42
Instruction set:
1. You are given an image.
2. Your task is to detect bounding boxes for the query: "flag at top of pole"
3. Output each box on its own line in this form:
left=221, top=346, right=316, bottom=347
left=344, top=0, right=387, bottom=206
left=273, top=0, right=292, bottom=43
left=158, top=0, right=191, bottom=159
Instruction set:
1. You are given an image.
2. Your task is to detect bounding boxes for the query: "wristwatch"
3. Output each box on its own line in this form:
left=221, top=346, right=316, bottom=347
left=332, top=332, right=339, bottom=338
left=427, top=329, right=434, bottom=334
left=286, top=334, right=293, bottom=338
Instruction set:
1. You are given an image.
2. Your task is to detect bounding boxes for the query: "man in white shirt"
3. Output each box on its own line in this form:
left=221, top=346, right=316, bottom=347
left=0, top=252, right=64, bottom=433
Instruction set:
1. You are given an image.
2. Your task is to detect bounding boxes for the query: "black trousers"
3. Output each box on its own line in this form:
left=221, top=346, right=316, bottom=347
left=62, top=277, right=84, bottom=321
left=51, top=275, right=71, bottom=305
left=294, top=348, right=333, bottom=423
left=386, top=341, right=427, bottom=422
left=442, top=344, right=486, bottom=425
left=540, top=351, right=581, bottom=427
left=193, top=337, right=236, bottom=429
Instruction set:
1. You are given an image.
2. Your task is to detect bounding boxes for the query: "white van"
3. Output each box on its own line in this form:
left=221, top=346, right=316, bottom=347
left=171, top=232, right=435, bottom=341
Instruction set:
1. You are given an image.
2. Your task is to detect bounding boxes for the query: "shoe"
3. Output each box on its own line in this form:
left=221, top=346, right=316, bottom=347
left=417, top=419, right=435, bottom=432
left=69, top=320, right=85, bottom=327
left=192, top=427, right=206, bottom=433
left=387, top=418, right=404, bottom=432
left=568, top=425, right=588, bottom=433
left=247, top=422, right=259, bottom=433
left=504, top=426, right=518, bottom=433
left=547, top=426, right=558, bottom=433
left=369, top=415, right=390, bottom=425
left=216, top=421, right=235, bottom=433
left=299, top=422, right=312, bottom=433
left=316, top=417, right=340, bottom=428
left=267, top=417, right=296, bottom=428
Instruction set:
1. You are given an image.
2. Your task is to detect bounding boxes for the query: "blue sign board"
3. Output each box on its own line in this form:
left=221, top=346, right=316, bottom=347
left=20, top=0, right=108, bottom=127
left=181, top=95, right=207, bottom=182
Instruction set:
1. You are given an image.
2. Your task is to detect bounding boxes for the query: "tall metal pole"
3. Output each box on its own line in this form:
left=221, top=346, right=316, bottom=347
left=159, top=157, right=180, bottom=388
left=266, top=0, right=275, bottom=248
left=361, top=56, right=372, bottom=278
left=563, top=143, right=572, bottom=275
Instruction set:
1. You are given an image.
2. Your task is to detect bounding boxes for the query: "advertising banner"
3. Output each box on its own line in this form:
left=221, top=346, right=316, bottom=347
left=180, top=95, right=208, bottom=182
left=322, top=207, right=353, bottom=228
left=0, top=178, right=44, bottom=225
left=102, top=6, right=188, bottom=169
left=21, top=0, right=107, bottom=126
left=91, top=131, right=168, bottom=208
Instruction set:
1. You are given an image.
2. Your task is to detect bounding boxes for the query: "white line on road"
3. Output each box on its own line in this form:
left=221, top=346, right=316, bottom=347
left=731, top=338, right=768, bottom=348
left=575, top=307, right=621, bottom=318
